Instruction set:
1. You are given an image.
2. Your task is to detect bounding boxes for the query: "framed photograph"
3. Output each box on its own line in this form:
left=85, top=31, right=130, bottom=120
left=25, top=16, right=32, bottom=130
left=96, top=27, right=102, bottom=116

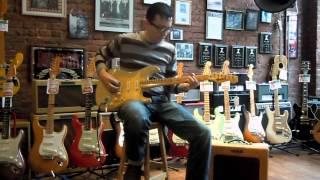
left=207, top=0, right=223, bottom=11
left=31, top=46, right=85, bottom=80
left=206, top=11, right=223, bottom=40
left=214, top=44, right=229, bottom=68
left=231, top=45, right=245, bottom=68
left=69, top=13, right=89, bottom=39
left=175, top=0, right=192, bottom=25
left=170, top=29, right=183, bottom=41
left=245, top=46, right=258, bottom=67
left=245, top=10, right=259, bottom=31
left=225, top=10, right=244, bottom=30
left=288, top=14, right=298, bottom=58
left=175, top=42, right=194, bottom=61
left=260, top=11, right=272, bottom=23
left=95, top=0, right=133, bottom=32
left=143, top=0, right=171, bottom=6
left=22, top=0, right=67, bottom=18
left=198, top=42, right=213, bottom=66
left=259, top=32, right=272, bottom=54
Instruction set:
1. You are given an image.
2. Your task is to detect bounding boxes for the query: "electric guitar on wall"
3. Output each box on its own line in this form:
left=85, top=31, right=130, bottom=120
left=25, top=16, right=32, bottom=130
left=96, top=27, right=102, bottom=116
left=70, top=58, right=107, bottom=167
left=215, top=60, right=243, bottom=142
left=168, top=63, right=189, bottom=157
left=265, top=56, right=292, bottom=144
left=0, top=58, right=25, bottom=179
left=29, top=57, right=69, bottom=173
left=242, top=64, right=265, bottom=143
left=96, top=65, right=238, bottom=111
left=290, top=61, right=316, bottom=141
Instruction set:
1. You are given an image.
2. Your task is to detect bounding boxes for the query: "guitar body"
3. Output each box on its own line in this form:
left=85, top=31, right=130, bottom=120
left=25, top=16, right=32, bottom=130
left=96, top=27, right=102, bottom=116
left=290, top=103, right=316, bottom=140
left=242, top=107, right=265, bottom=143
left=29, top=118, right=69, bottom=173
left=220, top=112, right=243, bottom=142
left=265, top=106, right=292, bottom=144
left=167, top=130, right=189, bottom=157
left=0, top=130, right=25, bottom=179
left=96, top=66, right=160, bottom=111
left=212, top=107, right=225, bottom=141
left=70, top=115, right=106, bottom=168
left=312, top=121, right=320, bottom=144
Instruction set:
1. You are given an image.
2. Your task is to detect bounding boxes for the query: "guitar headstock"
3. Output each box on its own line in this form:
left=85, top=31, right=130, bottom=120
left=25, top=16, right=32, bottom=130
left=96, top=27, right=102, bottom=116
left=301, top=61, right=310, bottom=74
left=49, top=56, right=62, bottom=79
left=247, top=64, right=254, bottom=81
left=177, top=62, right=184, bottom=77
left=202, top=61, right=212, bottom=76
left=0, top=0, right=8, bottom=19
left=222, top=60, right=230, bottom=75
left=6, top=60, right=16, bottom=81
left=86, top=57, right=96, bottom=78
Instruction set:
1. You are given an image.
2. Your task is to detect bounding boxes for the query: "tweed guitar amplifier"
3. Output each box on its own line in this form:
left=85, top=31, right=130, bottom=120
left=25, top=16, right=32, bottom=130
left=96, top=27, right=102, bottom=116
left=210, top=142, right=269, bottom=180
left=32, top=79, right=98, bottom=114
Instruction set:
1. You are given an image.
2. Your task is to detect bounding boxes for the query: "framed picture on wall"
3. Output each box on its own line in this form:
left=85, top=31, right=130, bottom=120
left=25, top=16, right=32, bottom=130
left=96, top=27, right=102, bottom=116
left=206, top=11, right=223, bottom=40
left=175, top=0, right=192, bottom=25
left=207, top=0, right=223, bottom=11
left=288, top=14, right=298, bottom=58
left=225, top=10, right=244, bottom=30
left=259, top=32, right=272, bottom=54
left=170, top=29, right=183, bottom=41
left=143, top=0, right=171, bottom=5
left=175, top=42, right=194, bottom=61
left=95, top=0, right=133, bottom=32
left=22, top=0, right=67, bottom=18
left=245, top=9, right=259, bottom=31
left=69, top=13, right=89, bottom=39
left=260, top=11, right=272, bottom=23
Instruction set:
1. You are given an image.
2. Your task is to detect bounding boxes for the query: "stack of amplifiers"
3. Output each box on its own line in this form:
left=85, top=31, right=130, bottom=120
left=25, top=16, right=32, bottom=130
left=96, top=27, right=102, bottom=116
left=32, top=79, right=98, bottom=114
left=255, top=101, right=292, bottom=129
left=255, top=83, right=289, bottom=102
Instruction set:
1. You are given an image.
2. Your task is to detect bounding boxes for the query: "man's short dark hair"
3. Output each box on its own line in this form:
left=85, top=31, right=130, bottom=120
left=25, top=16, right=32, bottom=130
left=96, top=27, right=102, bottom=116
left=146, top=2, right=173, bottom=23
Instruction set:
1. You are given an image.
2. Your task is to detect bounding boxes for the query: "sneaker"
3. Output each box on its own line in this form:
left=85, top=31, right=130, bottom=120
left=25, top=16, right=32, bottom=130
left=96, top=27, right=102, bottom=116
left=124, top=165, right=142, bottom=180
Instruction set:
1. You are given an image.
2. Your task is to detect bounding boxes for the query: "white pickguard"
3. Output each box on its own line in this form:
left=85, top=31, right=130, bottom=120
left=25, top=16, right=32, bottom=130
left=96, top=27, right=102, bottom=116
left=78, top=128, right=104, bottom=154
left=39, top=127, right=68, bottom=161
left=248, top=113, right=266, bottom=138
left=221, top=113, right=244, bottom=142
left=0, top=130, right=24, bottom=168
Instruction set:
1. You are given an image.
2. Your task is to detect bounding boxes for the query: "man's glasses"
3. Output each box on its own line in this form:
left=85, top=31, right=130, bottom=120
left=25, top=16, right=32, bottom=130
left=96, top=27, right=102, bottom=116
left=149, top=21, right=173, bottom=33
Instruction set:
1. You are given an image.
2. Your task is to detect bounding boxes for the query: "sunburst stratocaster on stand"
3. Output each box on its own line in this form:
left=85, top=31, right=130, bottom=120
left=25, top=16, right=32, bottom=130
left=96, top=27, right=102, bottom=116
left=242, top=64, right=265, bottom=143
left=95, top=66, right=238, bottom=112
left=0, top=56, right=25, bottom=179
left=265, top=56, right=292, bottom=144
left=29, top=57, right=69, bottom=174
left=70, top=58, right=107, bottom=167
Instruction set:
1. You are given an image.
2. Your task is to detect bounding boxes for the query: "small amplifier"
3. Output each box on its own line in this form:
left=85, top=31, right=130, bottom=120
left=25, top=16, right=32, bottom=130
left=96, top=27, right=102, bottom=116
left=210, top=142, right=269, bottom=180
left=255, top=101, right=292, bottom=129
left=170, top=89, right=201, bottom=102
left=32, top=79, right=98, bottom=114
left=255, top=83, right=288, bottom=102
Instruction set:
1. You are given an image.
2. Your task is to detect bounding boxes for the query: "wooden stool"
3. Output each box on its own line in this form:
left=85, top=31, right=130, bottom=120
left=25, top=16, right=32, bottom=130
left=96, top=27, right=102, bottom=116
left=118, top=122, right=169, bottom=180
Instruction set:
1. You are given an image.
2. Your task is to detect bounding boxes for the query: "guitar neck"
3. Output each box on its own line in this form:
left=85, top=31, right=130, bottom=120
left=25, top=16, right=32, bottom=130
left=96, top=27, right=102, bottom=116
left=301, top=82, right=309, bottom=114
left=249, top=89, right=256, bottom=116
left=46, top=94, right=55, bottom=134
left=274, top=88, right=280, bottom=116
left=1, top=97, right=11, bottom=139
left=84, top=92, right=93, bottom=130
left=223, top=89, right=231, bottom=120
left=203, top=91, right=210, bottom=122
left=0, top=32, right=5, bottom=64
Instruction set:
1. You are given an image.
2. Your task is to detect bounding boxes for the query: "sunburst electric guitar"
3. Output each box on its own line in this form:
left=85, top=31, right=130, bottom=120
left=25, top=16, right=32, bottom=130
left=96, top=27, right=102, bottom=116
left=96, top=66, right=238, bottom=111
left=242, top=64, right=265, bottom=143
left=214, top=60, right=243, bottom=142
left=0, top=57, right=25, bottom=179
left=29, top=57, right=69, bottom=173
left=70, top=58, right=107, bottom=167
left=311, top=106, right=320, bottom=144
left=265, top=56, right=292, bottom=144
left=168, top=63, right=189, bottom=157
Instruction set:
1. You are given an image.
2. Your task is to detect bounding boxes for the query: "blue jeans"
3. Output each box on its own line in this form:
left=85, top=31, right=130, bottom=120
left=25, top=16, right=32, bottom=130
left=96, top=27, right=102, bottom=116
left=118, top=100, right=212, bottom=180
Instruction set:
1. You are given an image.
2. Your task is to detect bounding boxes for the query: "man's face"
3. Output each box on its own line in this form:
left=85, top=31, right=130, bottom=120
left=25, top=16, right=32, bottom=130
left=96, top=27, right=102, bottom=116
left=145, top=14, right=173, bottom=43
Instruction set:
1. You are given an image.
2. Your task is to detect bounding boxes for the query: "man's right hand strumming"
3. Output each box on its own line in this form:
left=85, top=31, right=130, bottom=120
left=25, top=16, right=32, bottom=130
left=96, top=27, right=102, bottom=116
left=98, top=69, right=120, bottom=93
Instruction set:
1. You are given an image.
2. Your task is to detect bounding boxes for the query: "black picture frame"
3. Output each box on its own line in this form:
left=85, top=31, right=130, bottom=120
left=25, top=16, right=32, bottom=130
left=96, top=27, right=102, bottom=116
left=245, top=46, right=257, bottom=67
left=259, top=32, right=272, bottom=54
left=198, top=42, right=213, bottom=66
left=231, top=45, right=245, bottom=68
left=245, top=9, right=259, bottom=31
left=175, top=42, right=194, bottom=61
left=214, top=44, right=229, bottom=68
left=225, top=10, right=244, bottom=30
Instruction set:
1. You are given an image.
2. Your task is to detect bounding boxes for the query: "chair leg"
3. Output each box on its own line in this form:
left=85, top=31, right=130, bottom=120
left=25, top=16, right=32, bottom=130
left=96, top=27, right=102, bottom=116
left=158, top=126, right=169, bottom=179
left=118, top=142, right=126, bottom=180
left=144, top=136, right=151, bottom=180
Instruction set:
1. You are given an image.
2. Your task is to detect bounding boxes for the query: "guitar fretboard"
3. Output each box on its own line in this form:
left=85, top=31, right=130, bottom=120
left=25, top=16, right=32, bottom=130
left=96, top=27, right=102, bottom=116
left=84, top=92, right=93, bottom=130
left=1, top=96, right=12, bottom=139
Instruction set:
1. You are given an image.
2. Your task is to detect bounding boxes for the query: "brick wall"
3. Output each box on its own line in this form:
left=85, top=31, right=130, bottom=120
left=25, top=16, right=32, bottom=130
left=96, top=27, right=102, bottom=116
left=5, top=0, right=302, bottom=118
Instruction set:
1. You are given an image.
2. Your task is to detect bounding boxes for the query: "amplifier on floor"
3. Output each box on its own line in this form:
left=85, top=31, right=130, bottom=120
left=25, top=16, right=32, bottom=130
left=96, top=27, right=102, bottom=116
left=170, top=89, right=201, bottom=102
left=255, top=101, right=292, bottom=129
left=210, top=142, right=269, bottom=180
left=32, top=79, right=98, bottom=114
left=256, top=83, right=288, bottom=102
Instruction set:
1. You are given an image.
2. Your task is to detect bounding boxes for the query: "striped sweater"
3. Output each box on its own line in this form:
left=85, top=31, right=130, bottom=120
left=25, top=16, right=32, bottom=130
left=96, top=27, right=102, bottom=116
left=96, top=31, right=177, bottom=96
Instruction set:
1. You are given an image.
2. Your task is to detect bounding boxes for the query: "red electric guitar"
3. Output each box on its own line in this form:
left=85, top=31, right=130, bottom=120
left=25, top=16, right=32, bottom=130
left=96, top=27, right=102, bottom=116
left=70, top=58, right=107, bottom=167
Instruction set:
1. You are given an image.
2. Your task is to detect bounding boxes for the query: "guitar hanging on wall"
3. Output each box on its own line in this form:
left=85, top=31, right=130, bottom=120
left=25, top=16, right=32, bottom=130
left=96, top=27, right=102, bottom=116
left=29, top=56, right=69, bottom=174
left=290, top=61, right=316, bottom=141
left=242, top=64, right=265, bottom=143
left=0, top=56, right=25, bottom=179
left=70, top=58, right=107, bottom=167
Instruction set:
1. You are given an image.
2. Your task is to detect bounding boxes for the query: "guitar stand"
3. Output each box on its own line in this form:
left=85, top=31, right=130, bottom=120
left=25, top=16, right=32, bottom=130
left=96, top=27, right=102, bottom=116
left=294, top=139, right=320, bottom=155
left=268, top=141, right=300, bottom=157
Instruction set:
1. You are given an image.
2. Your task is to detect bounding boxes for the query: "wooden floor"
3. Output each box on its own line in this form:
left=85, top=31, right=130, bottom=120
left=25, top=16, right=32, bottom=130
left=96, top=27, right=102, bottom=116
left=35, top=146, right=320, bottom=180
